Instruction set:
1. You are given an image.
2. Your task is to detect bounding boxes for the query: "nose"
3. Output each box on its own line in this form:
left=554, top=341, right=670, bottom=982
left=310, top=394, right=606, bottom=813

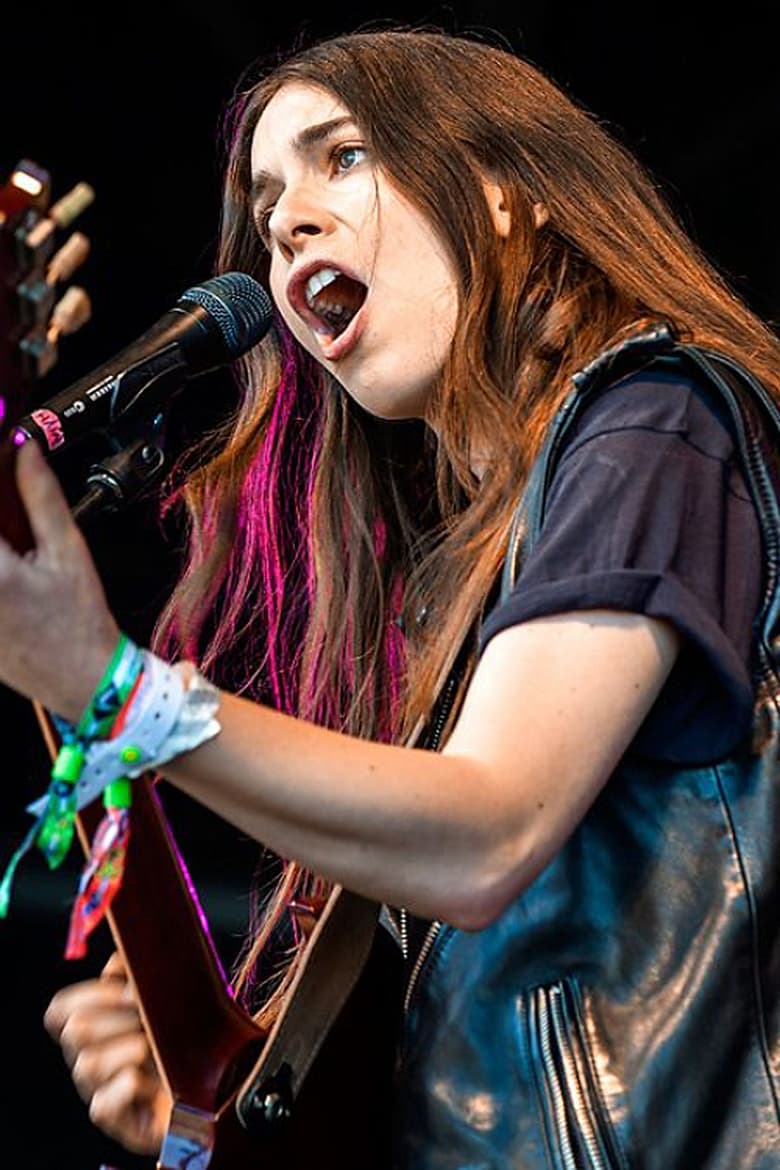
left=269, top=184, right=336, bottom=260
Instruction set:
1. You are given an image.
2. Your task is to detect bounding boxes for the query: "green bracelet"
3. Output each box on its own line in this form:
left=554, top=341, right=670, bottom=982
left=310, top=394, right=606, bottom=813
left=51, top=634, right=144, bottom=784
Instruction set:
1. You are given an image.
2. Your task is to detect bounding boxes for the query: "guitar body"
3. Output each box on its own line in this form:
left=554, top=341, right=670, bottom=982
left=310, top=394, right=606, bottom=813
left=60, top=741, right=400, bottom=1170
left=158, top=913, right=400, bottom=1170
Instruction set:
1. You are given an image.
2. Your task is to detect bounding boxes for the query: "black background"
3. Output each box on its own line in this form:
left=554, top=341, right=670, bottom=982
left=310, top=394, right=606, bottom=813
left=1, top=3, right=778, bottom=1166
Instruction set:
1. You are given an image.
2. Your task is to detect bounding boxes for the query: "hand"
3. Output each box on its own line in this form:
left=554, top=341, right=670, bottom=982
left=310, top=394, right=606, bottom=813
left=0, top=440, right=121, bottom=721
left=44, top=951, right=171, bottom=1155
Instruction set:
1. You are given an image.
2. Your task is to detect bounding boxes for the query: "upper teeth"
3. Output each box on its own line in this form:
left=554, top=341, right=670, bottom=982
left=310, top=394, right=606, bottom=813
left=305, top=267, right=340, bottom=307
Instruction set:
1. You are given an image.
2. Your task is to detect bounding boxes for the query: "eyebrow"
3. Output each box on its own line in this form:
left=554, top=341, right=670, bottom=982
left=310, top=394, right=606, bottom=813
left=250, top=115, right=357, bottom=206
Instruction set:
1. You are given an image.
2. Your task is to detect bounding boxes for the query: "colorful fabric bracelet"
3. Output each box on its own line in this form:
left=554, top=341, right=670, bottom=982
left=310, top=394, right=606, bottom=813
left=59, top=654, right=221, bottom=958
left=0, top=633, right=143, bottom=919
left=48, top=633, right=144, bottom=797
left=0, top=635, right=222, bottom=960
left=26, top=654, right=222, bottom=816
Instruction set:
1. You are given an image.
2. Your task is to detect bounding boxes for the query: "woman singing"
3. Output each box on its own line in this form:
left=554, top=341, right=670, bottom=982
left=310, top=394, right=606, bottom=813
left=1, top=27, right=779, bottom=1168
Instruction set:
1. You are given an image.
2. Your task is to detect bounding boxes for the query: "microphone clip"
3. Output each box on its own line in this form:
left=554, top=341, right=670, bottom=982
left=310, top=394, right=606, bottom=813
left=72, top=410, right=168, bottom=524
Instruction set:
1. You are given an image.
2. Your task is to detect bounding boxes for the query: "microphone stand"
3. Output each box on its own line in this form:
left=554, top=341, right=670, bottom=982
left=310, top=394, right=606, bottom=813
left=71, top=410, right=168, bottom=524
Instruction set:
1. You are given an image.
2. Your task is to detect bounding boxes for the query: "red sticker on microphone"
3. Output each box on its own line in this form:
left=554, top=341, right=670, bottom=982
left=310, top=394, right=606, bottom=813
left=30, top=409, right=65, bottom=451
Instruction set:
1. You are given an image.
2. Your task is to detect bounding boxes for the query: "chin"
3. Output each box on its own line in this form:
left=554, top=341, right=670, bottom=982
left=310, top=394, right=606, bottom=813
left=340, top=374, right=433, bottom=422
left=352, top=396, right=428, bottom=422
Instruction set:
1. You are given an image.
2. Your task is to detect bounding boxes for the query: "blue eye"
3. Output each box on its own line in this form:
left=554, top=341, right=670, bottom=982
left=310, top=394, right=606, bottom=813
left=334, top=145, right=366, bottom=172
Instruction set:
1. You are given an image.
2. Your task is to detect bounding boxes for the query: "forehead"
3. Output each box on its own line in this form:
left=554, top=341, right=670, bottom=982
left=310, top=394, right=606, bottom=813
left=250, top=82, right=354, bottom=172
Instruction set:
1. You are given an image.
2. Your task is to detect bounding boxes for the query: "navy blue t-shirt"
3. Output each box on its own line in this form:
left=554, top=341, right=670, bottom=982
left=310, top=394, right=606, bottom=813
left=479, top=364, right=764, bottom=764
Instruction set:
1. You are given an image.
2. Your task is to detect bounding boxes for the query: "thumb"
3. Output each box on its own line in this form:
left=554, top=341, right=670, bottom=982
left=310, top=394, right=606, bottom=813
left=15, top=439, right=75, bottom=554
left=101, top=951, right=129, bottom=983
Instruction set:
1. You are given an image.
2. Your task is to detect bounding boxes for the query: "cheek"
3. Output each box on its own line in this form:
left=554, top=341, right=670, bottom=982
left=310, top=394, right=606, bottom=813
left=268, top=260, right=286, bottom=316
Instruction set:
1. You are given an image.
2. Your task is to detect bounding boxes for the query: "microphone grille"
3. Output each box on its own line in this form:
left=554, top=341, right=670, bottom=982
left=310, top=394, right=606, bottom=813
left=180, top=272, right=273, bottom=357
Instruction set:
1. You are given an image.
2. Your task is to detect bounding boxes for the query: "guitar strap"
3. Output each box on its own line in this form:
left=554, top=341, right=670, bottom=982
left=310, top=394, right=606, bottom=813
left=235, top=883, right=382, bottom=1133
left=235, top=615, right=479, bottom=1137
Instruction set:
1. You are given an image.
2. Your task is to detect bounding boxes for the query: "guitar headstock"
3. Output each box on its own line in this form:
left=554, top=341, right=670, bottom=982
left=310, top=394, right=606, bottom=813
left=0, top=159, right=94, bottom=549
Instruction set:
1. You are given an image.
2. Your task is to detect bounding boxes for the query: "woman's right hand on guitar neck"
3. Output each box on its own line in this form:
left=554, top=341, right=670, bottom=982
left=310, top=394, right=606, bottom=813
left=43, top=951, right=171, bottom=1156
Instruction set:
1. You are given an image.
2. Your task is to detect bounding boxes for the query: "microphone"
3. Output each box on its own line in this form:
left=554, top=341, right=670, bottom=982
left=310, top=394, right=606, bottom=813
left=14, top=272, right=274, bottom=454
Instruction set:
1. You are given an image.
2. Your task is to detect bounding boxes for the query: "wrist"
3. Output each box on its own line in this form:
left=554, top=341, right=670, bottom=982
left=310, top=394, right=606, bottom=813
left=57, top=626, right=124, bottom=725
left=72, top=631, right=125, bottom=720
left=37, top=650, right=223, bottom=817
left=51, top=633, right=145, bottom=781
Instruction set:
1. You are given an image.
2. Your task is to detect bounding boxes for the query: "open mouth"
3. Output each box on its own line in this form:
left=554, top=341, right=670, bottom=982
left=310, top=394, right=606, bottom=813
left=304, top=267, right=368, bottom=339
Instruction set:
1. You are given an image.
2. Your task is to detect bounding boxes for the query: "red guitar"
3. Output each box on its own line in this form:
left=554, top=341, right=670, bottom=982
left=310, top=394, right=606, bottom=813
left=1, top=160, right=397, bottom=1169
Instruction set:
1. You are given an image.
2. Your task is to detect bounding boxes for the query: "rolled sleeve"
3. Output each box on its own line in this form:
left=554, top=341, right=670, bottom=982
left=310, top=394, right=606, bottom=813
left=479, top=373, right=762, bottom=763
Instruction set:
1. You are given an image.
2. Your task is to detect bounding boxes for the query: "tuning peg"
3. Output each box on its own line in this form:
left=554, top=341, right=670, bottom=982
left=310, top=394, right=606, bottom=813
left=17, top=233, right=92, bottom=327
left=15, top=278, right=55, bottom=328
left=18, top=286, right=91, bottom=378
left=46, top=231, right=91, bottom=284
left=18, top=328, right=58, bottom=379
left=17, top=180, right=95, bottom=269
left=11, top=160, right=50, bottom=202
left=0, top=160, right=50, bottom=229
left=49, top=181, right=95, bottom=229
left=50, top=285, right=91, bottom=337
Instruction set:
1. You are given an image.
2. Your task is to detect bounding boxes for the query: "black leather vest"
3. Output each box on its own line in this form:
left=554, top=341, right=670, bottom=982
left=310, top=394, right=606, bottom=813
left=393, top=330, right=780, bottom=1169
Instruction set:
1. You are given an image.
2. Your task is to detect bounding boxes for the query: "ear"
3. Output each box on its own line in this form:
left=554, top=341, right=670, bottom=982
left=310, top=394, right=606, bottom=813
left=482, top=178, right=511, bottom=239
left=482, top=180, right=549, bottom=238
left=532, top=201, right=549, bottom=229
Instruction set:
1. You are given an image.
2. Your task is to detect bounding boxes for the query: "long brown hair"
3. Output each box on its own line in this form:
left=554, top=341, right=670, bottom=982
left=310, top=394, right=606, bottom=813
left=154, top=28, right=780, bottom=1017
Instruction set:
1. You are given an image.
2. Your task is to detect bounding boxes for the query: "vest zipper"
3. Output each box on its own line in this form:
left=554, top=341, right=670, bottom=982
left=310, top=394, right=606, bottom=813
left=528, top=983, right=615, bottom=1170
left=402, top=919, right=442, bottom=1013
left=549, top=985, right=610, bottom=1169
left=535, top=987, right=580, bottom=1170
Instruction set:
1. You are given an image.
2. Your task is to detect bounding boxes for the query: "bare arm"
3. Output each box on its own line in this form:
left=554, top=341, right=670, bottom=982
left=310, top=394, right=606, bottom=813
left=161, top=609, right=679, bottom=928
left=0, top=441, right=679, bottom=929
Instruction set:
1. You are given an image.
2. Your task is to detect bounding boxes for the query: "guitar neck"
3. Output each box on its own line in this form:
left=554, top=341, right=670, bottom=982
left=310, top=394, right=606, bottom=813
left=34, top=702, right=265, bottom=1110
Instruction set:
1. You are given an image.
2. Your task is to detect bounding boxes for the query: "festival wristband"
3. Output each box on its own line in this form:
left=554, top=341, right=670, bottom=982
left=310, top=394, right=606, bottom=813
left=50, top=633, right=144, bottom=783
left=27, top=653, right=221, bottom=816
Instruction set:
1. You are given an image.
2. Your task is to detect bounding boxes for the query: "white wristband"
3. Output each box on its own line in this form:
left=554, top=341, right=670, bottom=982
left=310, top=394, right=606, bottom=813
left=27, top=655, right=222, bottom=816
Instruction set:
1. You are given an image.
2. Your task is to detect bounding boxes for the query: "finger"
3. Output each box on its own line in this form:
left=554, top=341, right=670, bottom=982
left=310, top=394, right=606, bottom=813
left=88, top=1065, right=169, bottom=1156
left=59, top=1005, right=147, bottom=1068
left=101, top=952, right=140, bottom=1011
left=14, top=438, right=75, bottom=554
left=71, top=1029, right=154, bottom=1100
left=44, top=979, right=136, bottom=1042
left=101, top=951, right=127, bottom=981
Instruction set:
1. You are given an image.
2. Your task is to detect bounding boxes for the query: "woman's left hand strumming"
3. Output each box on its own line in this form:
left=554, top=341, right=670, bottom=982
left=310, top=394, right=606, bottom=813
left=0, top=440, right=120, bottom=722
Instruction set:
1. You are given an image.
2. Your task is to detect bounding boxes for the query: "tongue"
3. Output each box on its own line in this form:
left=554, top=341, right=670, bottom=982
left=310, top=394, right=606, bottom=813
left=313, top=274, right=366, bottom=336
